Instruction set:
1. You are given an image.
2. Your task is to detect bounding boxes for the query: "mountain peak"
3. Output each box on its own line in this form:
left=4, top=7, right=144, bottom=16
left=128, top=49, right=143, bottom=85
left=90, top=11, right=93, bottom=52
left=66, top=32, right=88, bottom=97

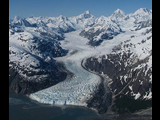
left=84, top=10, right=90, bottom=15
left=111, top=9, right=125, bottom=18
left=114, top=9, right=125, bottom=14
left=58, top=15, right=68, bottom=21
left=134, top=8, right=152, bottom=15
left=13, top=16, right=23, bottom=21
left=79, top=10, right=93, bottom=19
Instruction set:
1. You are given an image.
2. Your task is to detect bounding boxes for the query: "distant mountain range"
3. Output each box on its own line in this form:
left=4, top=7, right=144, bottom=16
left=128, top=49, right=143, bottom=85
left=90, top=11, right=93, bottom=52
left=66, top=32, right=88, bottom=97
left=9, top=8, right=152, bottom=114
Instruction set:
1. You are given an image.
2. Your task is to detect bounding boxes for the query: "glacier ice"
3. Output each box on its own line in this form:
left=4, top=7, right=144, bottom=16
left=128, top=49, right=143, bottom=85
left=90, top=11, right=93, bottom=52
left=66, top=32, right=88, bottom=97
left=29, top=60, right=101, bottom=106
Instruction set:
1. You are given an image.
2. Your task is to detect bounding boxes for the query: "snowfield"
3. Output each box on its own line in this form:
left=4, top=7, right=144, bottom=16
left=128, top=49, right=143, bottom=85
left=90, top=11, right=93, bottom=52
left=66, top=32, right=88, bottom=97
left=9, top=8, right=152, bottom=106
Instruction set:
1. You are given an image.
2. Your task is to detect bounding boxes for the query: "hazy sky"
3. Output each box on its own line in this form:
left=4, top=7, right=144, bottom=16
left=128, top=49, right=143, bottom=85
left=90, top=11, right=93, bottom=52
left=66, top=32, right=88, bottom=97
left=9, top=0, right=152, bottom=19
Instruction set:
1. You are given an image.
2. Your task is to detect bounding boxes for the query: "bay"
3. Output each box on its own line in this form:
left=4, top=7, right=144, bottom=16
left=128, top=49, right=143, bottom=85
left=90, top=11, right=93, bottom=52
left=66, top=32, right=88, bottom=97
left=9, top=91, right=103, bottom=120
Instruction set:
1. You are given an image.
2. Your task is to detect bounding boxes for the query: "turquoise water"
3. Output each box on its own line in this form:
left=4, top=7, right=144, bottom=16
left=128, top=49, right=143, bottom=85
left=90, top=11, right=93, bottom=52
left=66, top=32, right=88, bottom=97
left=9, top=92, right=103, bottom=120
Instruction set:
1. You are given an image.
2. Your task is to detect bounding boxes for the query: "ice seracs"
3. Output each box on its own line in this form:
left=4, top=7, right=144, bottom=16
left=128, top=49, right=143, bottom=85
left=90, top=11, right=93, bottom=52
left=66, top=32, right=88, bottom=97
left=9, top=8, right=152, bottom=111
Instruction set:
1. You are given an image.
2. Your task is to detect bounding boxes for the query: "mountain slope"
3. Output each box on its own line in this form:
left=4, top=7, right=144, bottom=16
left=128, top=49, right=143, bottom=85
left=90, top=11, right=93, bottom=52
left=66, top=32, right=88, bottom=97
left=84, top=26, right=152, bottom=113
left=9, top=17, right=70, bottom=94
left=9, top=8, right=152, bottom=114
left=79, top=15, right=122, bottom=46
left=69, top=10, right=96, bottom=29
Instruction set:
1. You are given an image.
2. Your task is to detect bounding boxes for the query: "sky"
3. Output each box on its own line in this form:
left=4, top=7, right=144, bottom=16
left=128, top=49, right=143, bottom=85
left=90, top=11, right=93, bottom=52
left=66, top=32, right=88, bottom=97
left=9, top=0, right=152, bottom=19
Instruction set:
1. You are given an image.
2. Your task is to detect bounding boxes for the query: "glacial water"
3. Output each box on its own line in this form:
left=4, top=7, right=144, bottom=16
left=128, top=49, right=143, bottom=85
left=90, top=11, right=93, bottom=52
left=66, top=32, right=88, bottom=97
left=9, top=91, right=103, bottom=120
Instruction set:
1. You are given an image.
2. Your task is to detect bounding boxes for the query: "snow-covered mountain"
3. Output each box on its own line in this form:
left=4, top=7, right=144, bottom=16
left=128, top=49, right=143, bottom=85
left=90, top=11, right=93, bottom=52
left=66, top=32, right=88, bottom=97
left=79, top=8, right=152, bottom=46
left=110, top=9, right=126, bottom=21
left=82, top=8, right=152, bottom=113
left=80, top=15, right=122, bottom=46
left=9, top=16, right=70, bottom=94
left=9, top=8, right=152, bottom=114
left=85, top=27, right=152, bottom=99
left=69, top=10, right=96, bottom=29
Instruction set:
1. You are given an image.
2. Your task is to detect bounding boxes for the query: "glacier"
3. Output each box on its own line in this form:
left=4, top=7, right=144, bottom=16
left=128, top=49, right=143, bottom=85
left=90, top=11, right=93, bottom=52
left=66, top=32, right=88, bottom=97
left=10, top=8, right=151, bottom=107
left=29, top=23, right=152, bottom=105
left=29, top=30, right=102, bottom=106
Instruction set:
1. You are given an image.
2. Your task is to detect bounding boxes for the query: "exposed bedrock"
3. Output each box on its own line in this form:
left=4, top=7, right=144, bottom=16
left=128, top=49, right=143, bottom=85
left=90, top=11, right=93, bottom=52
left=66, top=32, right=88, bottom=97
left=9, top=61, right=70, bottom=95
left=84, top=52, right=152, bottom=113
left=87, top=79, right=112, bottom=114
left=81, top=60, right=112, bottom=114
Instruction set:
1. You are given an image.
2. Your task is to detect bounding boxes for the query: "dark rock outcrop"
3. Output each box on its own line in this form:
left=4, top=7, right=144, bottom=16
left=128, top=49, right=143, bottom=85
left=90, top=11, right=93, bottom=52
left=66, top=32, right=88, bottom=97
left=9, top=61, right=69, bottom=95
left=87, top=79, right=112, bottom=114
left=84, top=51, right=152, bottom=113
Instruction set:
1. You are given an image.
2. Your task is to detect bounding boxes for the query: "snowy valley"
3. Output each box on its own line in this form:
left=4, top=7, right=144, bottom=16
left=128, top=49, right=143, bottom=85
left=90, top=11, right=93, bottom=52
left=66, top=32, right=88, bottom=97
left=9, top=8, right=152, bottom=115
